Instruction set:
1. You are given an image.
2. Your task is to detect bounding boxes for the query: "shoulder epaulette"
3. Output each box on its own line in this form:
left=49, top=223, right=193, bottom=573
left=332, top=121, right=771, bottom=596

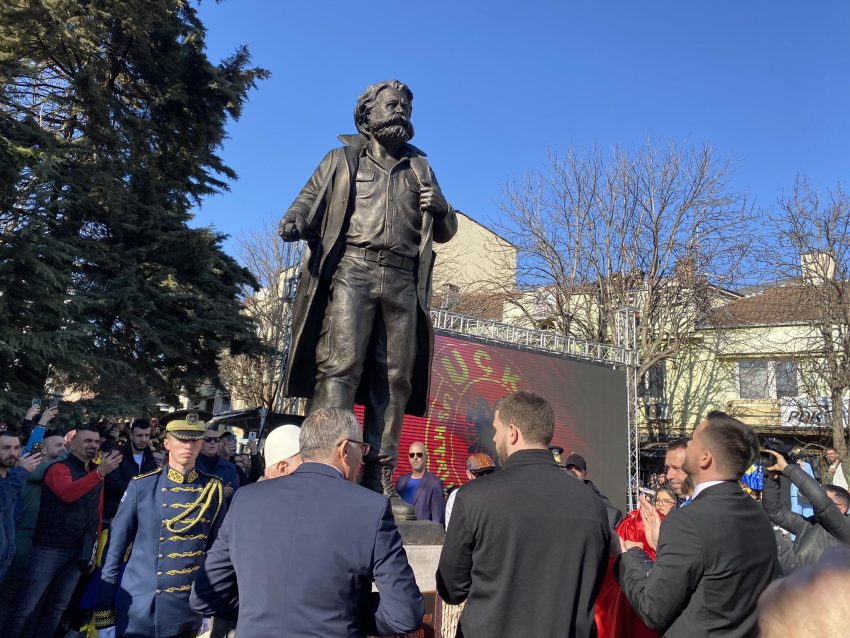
left=133, top=468, right=161, bottom=481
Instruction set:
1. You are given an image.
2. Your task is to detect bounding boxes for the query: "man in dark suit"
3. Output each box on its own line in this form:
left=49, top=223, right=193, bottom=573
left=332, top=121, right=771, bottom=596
left=190, top=408, right=424, bottom=637
left=617, top=410, right=779, bottom=637
left=396, top=441, right=445, bottom=524
left=563, top=452, right=623, bottom=529
left=436, top=391, right=611, bottom=638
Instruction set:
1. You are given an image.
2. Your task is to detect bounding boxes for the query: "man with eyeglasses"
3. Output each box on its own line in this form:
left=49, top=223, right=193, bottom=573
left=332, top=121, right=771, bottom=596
left=196, top=428, right=240, bottom=503
left=395, top=441, right=445, bottom=524
left=191, top=408, right=423, bottom=637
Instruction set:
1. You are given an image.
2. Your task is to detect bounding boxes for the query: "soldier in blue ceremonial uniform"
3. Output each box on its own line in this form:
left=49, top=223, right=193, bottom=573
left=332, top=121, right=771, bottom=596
left=94, top=410, right=226, bottom=638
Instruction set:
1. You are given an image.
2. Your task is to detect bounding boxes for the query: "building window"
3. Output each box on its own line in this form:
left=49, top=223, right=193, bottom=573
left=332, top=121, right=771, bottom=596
left=738, top=360, right=770, bottom=399
left=640, top=362, right=666, bottom=402
left=737, top=359, right=798, bottom=400
left=640, top=362, right=669, bottom=421
left=775, top=360, right=798, bottom=398
left=535, top=319, right=557, bottom=331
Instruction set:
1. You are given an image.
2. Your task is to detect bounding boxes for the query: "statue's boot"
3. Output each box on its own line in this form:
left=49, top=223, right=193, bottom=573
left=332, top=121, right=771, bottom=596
left=359, top=461, right=416, bottom=520
left=381, top=465, right=416, bottom=521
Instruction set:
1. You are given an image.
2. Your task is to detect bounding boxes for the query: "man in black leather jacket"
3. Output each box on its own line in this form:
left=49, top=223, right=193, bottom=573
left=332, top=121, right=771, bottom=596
left=762, top=449, right=850, bottom=569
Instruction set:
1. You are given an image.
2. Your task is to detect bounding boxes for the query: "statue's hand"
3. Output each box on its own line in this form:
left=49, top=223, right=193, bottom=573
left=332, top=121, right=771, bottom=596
left=279, top=211, right=304, bottom=242
left=420, top=185, right=449, bottom=220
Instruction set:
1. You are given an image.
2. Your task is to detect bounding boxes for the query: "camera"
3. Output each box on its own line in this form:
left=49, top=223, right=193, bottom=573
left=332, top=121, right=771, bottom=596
left=757, top=437, right=806, bottom=468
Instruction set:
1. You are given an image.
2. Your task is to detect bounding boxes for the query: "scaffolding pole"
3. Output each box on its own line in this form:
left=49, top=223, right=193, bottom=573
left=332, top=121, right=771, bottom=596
left=616, top=307, right=640, bottom=511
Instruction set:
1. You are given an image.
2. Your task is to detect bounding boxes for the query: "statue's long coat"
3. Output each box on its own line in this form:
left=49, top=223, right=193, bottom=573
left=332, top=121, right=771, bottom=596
left=280, top=134, right=458, bottom=417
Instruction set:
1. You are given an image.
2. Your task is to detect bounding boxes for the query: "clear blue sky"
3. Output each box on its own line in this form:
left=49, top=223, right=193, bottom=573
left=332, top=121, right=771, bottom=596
left=192, top=1, right=850, bottom=256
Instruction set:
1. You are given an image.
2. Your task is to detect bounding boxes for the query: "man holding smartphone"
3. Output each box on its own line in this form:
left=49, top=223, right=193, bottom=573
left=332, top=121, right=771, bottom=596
left=762, top=449, right=850, bottom=568
left=5, top=425, right=122, bottom=638
left=0, top=429, right=66, bottom=626
left=0, top=431, right=41, bottom=581
left=103, top=418, right=158, bottom=527
left=22, top=400, right=59, bottom=445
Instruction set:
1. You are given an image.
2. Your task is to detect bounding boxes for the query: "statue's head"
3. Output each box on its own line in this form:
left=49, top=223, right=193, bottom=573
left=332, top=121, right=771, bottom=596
left=354, top=80, right=415, bottom=145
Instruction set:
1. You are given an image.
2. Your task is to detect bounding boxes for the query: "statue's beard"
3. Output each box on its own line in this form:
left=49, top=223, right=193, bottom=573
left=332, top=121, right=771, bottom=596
left=369, top=114, right=414, bottom=145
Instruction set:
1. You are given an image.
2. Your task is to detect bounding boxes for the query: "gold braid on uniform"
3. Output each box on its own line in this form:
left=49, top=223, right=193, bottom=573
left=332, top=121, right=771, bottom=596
left=167, top=550, right=205, bottom=558
left=166, top=565, right=200, bottom=575
left=163, top=480, right=223, bottom=534
left=93, top=609, right=116, bottom=629
left=168, top=533, right=205, bottom=542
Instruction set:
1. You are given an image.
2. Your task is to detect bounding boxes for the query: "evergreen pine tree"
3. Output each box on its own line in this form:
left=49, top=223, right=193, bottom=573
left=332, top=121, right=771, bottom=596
left=0, top=0, right=269, bottom=418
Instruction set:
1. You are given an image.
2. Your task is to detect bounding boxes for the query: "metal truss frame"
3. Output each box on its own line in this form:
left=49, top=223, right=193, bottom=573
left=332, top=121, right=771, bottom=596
left=433, top=307, right=641, bottom=509
left=430, top=309, right=639, bottom=368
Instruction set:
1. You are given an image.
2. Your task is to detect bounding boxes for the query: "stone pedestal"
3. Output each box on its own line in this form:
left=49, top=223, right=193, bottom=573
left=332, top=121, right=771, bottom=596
left=370, top=520, right=445, bottom=638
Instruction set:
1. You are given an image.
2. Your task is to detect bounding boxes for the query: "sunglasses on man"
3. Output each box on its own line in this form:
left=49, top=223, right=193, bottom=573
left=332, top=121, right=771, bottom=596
left=409, top=452, right=424, bottom=459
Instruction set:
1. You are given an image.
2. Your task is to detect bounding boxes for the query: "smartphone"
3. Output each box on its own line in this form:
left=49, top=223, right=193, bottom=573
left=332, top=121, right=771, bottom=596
left=638, top=487, right=656, bottom=498
left=30, top=442, right=44, bottom=455
left=31, top=398, right=42, bottom=408
left=247, top=431, right=257, bottom=442
left=49, top=397, right=60, bottom=409
left=23, top=426, right=45, bottom=455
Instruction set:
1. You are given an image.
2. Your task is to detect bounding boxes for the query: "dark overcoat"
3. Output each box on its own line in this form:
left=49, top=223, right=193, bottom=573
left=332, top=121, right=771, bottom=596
left=437, top=449, right=611, bottom=638
left=280, top=133, right=458, bottom=416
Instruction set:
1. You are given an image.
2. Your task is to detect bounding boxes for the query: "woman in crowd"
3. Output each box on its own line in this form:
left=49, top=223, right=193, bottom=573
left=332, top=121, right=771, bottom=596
left=595, top=485, right=677, bottom=638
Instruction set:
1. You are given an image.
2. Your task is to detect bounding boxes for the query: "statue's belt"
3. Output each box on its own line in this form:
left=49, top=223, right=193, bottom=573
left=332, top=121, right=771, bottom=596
left=344, top=245, right=416, bottom=271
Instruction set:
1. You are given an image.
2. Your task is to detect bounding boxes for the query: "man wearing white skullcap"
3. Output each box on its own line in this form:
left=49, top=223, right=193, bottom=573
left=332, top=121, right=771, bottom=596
left=262, top=424, right=303, bottom=480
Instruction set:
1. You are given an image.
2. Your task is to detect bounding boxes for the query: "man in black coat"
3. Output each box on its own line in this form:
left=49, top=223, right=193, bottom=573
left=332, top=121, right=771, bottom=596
left=563, top=452, right=624, bottom=529
left=616, top=411, right=779, bottom=637
left=436, top=392, right=610, bottom=638
left=190, top=408, right=423, bottom=637
left=103, top=418, right=157, bottom=524
left=762, top=448, right=850, bottom=568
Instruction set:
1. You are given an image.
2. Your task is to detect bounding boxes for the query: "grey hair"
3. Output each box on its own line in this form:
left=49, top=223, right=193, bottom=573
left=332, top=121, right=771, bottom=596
left=299, top=408, right=360, bottom=461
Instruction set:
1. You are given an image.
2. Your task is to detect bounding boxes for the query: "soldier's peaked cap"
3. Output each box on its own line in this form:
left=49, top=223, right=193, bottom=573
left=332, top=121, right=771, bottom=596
left=160, top=409, right=212, bottom=441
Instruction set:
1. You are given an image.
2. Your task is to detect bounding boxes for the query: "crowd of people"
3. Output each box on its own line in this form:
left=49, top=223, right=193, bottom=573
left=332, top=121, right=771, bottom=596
left=0, top=406, right=268, bottom=638
left=0, top=394, right=849, bottom=637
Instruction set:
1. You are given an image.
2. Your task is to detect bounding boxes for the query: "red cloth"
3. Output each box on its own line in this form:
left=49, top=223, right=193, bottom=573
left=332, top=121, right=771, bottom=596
left=44, top=461, right=105, bottom=534
left=595, top=509, right=663, bottom=638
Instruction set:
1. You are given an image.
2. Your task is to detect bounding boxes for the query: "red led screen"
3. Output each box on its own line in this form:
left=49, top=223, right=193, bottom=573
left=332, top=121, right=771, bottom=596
left=358, top=331, right=629, bottom=511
